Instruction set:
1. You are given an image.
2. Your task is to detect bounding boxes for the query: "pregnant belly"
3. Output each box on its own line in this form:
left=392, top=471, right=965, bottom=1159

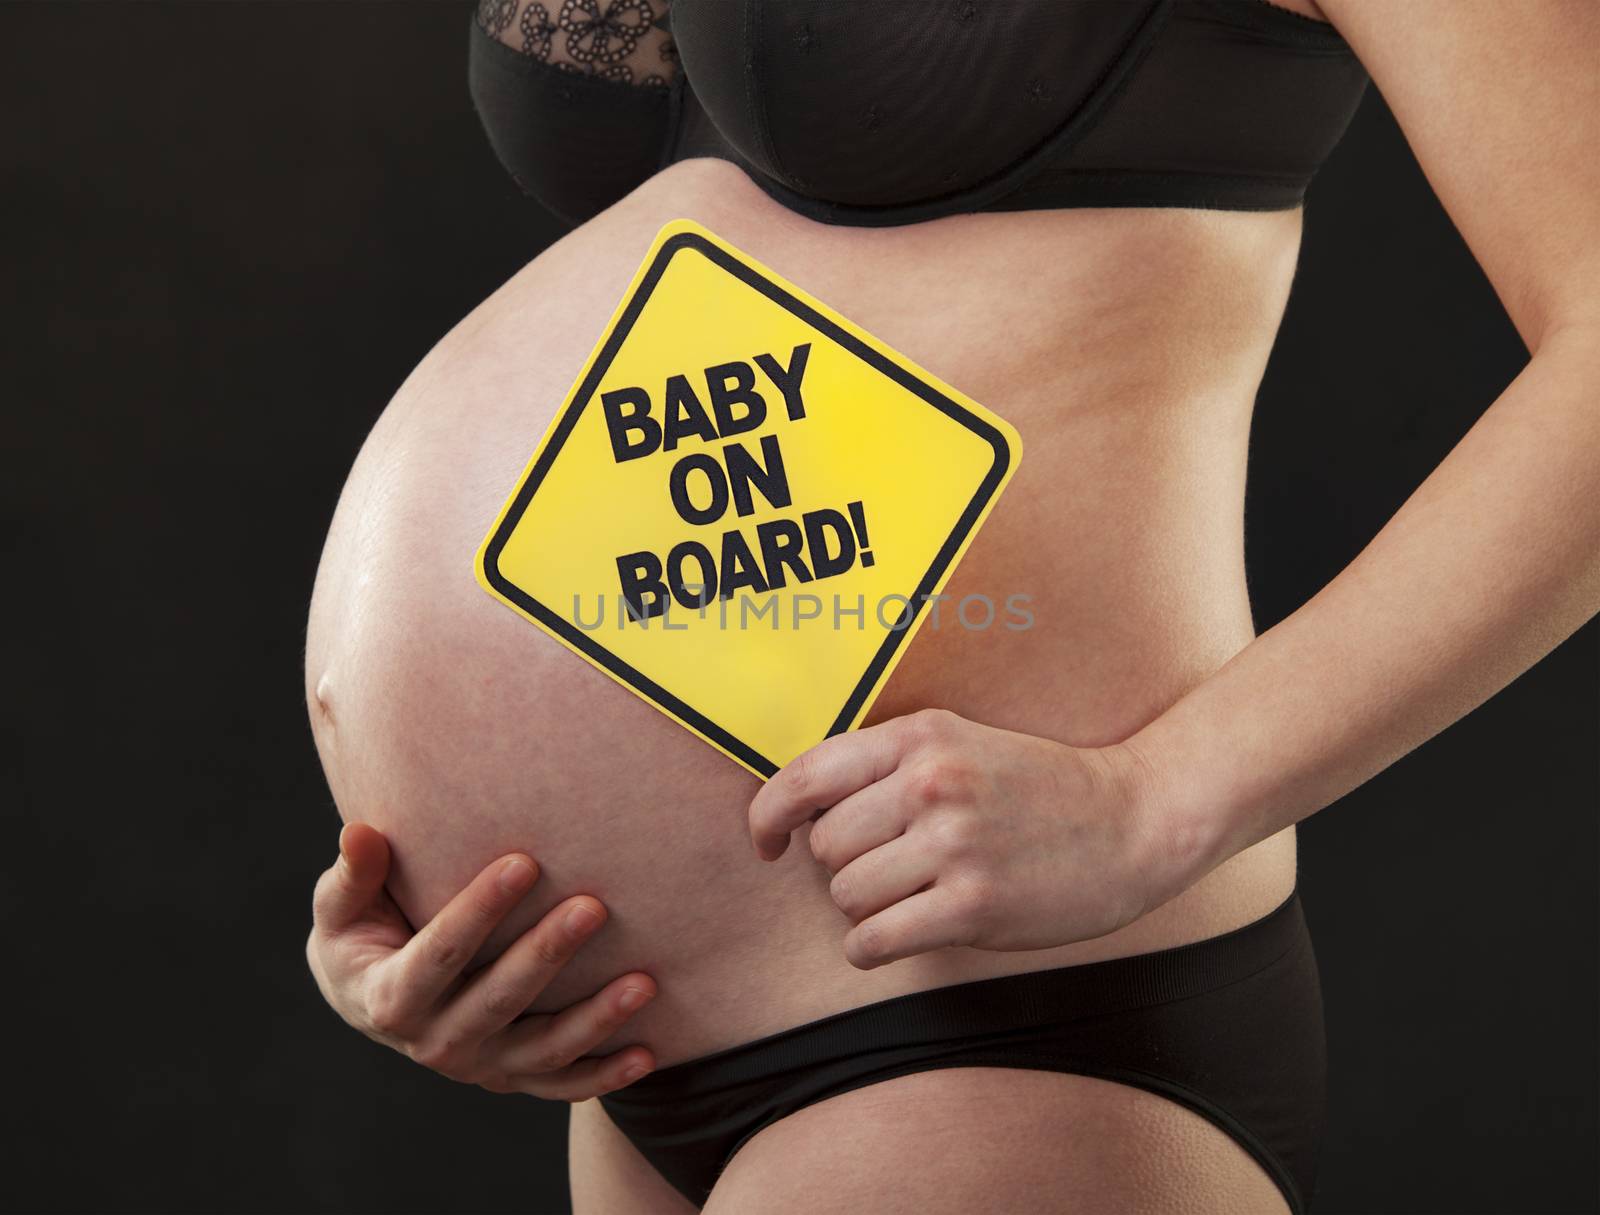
left=306, top=160, right=1304, bottom=1064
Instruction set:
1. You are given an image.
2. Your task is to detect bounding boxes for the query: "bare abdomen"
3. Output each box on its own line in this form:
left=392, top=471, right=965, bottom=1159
left=306, top=160, right=1304, bottom=1065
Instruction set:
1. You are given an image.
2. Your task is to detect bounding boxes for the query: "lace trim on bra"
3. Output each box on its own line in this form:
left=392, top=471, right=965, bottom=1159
left=475, top=0, right=681, bottom=88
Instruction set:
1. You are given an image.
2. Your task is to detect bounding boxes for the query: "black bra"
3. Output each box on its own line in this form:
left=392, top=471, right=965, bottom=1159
left=469, top=0, right=1369, bottom=228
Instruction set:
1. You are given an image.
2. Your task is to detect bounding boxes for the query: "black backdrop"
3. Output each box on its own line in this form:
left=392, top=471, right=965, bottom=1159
left=4, top=4, right=1595, bottom=1213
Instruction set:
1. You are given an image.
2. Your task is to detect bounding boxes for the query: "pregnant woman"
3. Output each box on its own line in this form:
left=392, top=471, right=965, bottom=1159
left=304, top=2, right=1600, bottom=1211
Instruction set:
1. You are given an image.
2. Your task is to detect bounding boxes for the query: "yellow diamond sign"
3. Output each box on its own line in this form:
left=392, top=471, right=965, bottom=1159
left=476, top=220, right=1021, bottom=778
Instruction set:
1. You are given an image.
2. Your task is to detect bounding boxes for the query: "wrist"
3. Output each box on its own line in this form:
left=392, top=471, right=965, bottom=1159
left=1100, top=732, right=1233, bottom=905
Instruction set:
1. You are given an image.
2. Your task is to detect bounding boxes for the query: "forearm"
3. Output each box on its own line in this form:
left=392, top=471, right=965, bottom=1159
left=1124, top=323, right=1600, bottom=881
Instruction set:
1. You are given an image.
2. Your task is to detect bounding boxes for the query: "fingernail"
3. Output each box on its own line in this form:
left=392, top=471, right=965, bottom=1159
left=623, top=1063, right=651, bottom=1082
left=618, top=986, right=652, bottom=1013
left=498, top=857, right=535, bottom=897
left=565, top=904, right=602, bottom=941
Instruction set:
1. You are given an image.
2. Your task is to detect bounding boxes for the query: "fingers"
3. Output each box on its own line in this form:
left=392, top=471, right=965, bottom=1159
left=498, top=972, right=659, bottom=1092
left=309, top=833, right=664, bottom=1104
left=388, top=853, right=540, bottom=1017
left=510, top=1043, right=658, bottom=1102
left=807, top=774, right=915, bottom=874
left=311, top=822, right=393, bottom=932
left=439, top=894, right=612, bottom=1042
left=845, top=884, right=977, bottom=971
left=750, top=716, right=916, bottom=861
left=827, top=835, right=938, bottom=924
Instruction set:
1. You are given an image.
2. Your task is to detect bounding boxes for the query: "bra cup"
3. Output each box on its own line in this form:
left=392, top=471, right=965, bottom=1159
left=671, top=0, right=1158, bottom=207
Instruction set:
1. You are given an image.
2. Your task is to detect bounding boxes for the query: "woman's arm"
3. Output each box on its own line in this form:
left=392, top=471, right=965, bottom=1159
left=1128, top=0, right=1600, bottom=882
left=747, top=1, right=1600, bottom=969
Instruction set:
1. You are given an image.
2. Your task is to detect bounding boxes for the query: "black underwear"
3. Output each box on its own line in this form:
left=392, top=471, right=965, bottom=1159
left=599, top=889, right=1325, bottom=1211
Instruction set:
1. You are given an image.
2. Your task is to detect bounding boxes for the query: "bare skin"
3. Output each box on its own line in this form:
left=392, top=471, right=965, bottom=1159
left=307, top=823, right=658, bottom=1098
left=309, top=162, right=1301, bottom=1209
left=308, top=166, right=1302, bottom=1035
left=307, top=0, right=1600, bottom=1209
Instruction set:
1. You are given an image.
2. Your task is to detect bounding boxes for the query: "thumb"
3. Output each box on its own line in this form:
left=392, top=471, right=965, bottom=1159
left=312, top=822, right=392, bottom=931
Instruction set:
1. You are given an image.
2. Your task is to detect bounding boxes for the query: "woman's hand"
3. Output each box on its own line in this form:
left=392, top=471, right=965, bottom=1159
left=307, top=822, right=657, bottom=1099
left=749, top=708, right=1196, bottom=970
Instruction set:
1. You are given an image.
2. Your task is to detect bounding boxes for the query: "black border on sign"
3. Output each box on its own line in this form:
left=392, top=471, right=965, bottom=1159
left=481, top=231, right=1013, bottom=779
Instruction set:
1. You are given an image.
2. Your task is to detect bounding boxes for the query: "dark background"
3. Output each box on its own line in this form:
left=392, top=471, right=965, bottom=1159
left=4, top=3, right=1595, bottom=1212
